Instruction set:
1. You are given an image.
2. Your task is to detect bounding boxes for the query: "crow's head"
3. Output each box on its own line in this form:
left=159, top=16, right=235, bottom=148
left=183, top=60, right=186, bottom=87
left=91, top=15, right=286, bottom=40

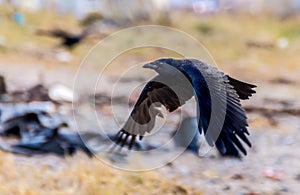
left=143, top=58, right=182, bottom=76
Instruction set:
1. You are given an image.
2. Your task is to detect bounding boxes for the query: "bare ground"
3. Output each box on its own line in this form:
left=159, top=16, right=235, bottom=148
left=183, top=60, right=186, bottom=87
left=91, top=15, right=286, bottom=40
left=1, top=52, right=300, bottom=195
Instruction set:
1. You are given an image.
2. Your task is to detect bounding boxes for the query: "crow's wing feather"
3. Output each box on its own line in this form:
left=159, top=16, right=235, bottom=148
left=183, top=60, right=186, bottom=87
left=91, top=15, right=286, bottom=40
left=186, top=59, right=253, bottom=157
left=115, top=75, right=194, bottom=149
left=227, top=76, right=256, bottom=100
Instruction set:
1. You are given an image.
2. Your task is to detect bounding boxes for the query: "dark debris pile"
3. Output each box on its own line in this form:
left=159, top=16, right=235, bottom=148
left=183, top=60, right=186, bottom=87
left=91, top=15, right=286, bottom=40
left=0, top=75, right=94, bottom=157
left=0, top=106, right=93, bottom=157
left=0, top=75, right=157, bottom=158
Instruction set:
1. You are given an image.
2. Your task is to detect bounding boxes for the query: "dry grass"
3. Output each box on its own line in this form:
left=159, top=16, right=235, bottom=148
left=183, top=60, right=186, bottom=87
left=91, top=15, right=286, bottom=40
left=1, top=8, right=300, bottom=79
left=0, top=151, right=202, bottom=195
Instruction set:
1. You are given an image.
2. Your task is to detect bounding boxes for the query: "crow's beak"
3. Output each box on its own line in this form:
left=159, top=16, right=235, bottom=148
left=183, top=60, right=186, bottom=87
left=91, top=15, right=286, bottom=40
left=143, top=63, right=158, bottom=70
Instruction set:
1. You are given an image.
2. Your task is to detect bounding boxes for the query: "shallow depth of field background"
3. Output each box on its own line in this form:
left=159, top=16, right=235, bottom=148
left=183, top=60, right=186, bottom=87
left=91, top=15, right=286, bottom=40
left=0, top=0, right=300, bottom=194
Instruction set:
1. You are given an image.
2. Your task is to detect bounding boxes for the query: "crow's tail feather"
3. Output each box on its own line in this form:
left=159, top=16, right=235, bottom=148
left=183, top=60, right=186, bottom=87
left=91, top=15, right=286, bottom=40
left=227, top=76, right=256, bottom=100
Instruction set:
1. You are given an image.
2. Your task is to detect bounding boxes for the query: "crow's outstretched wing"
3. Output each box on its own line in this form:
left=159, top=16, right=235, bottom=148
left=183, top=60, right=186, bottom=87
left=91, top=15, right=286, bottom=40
left=187, top=59, right=256, bottom=157
left=115, top=75, right=194, bottom=149
left=114, top=59, right=256, bottom=156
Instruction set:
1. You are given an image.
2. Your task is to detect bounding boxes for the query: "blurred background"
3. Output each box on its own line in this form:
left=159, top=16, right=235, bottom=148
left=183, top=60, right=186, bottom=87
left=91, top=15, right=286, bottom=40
left=0, top=0, right=300, bottom=194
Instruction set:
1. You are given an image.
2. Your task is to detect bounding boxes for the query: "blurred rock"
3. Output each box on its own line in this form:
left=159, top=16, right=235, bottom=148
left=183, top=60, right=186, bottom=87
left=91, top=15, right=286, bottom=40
left=223, top=185, right=231, bottom=191
left=246, top=40, right=274, bottom=49
left=295, top=174, right=300, bottom=181
left=270, top=77, right=295, bottom=85
left=172, top=185, right=188, bottom=195
left=27, top=84, right=51, bottom=102
left=231, top=174, right=244, bottom=180
left=279, top=186, right=289, bottom=193
left=7, top=84, right=52, bottom=103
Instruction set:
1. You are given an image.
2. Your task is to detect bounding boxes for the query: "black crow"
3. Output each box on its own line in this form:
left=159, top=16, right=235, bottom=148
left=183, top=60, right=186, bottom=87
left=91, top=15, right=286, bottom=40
left=36, top=28, right=91, bottom=49
left=114, top=58, right=256, bottom=157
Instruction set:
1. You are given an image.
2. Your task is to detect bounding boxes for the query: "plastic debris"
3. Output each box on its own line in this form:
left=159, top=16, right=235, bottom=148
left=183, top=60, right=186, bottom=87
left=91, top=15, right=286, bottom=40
left=277, top=38, right=289, bottom=49
left=49, top=84, right=76, bottom=102
left=263, top=167, right=283, bottom=181
left=56, top=52, right=72, bottom=62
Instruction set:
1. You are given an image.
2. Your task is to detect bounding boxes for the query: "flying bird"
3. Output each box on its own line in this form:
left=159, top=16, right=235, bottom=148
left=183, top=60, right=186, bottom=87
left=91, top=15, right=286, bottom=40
left=36, top=28, right=91, bottom=49
left=114, top=58, right=256, bottom=157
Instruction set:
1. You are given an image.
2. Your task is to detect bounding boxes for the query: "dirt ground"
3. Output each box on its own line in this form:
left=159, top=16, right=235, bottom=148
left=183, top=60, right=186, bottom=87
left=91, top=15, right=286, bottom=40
left=1, top=11, right=300, bottom=195
left=1, top=51, right=300, bottom=194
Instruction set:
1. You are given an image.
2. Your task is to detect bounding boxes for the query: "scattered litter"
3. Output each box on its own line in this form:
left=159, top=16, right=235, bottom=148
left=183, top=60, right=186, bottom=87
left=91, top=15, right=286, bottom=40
left=49, top=84, right=76, bottom=102
left=0, top=102, right=56, bottom=122
left=13, top=12, right=25, bottom=26
left=295, top=174, right=300, bottom=181
left=0, top=74, right=158, bottom=158
left=223, top=185, right=230, bottom=191
left=7, top=84, right=51, bottom=103
left=56, top=52, right=72, bottom=62
left=0, top=75, right=72, bottom=103
left=178, top=165, right=190, bottom=175
left=277, top=37, right=289, bottom=49
left=27, top=101, right=56, bottom=113
left=0, top=108, right=92, bottom=157
left=263, top=167, right=283, bottom=181
left=270, top=77, right=295, bottom=85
